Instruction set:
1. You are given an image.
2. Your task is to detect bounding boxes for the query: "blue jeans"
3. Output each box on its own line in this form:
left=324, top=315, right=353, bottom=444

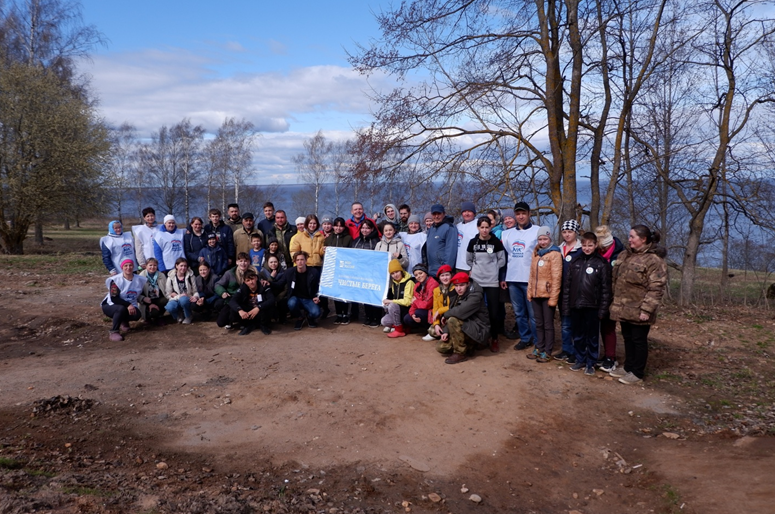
left=287, top=296, right=321, bottom=320
left=166, top=295, right=192, bottom=319
left=507, top=282, right=536, bottom=343
left=561, top=315, right=574, bottom=354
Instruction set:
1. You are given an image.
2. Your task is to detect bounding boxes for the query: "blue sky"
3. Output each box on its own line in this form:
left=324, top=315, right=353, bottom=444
left=78, top=0, right=394, bottom=183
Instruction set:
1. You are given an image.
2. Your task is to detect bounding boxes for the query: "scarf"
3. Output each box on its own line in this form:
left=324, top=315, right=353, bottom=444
left=537, top=245, right=560, bottom=257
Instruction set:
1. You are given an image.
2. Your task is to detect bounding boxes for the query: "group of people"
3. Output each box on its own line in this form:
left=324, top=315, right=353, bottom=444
left=100, top=199, right=668, bottom=383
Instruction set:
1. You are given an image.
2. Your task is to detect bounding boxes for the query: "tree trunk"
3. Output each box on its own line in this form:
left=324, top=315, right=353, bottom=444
left=34, top=220, right=44, bottom=245
left=64, top=218, right=71, bottom=230
left=720, top=176, right=730, bottom=292
left=680, top=219, right=704, bottom=305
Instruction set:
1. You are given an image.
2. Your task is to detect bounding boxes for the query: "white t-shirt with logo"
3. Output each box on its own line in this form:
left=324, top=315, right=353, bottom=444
left=501, top=225, right=540, bottom=283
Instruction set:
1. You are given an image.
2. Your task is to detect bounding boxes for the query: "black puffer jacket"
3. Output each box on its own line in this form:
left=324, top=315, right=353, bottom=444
left=561, top=251, right=612, bottom=318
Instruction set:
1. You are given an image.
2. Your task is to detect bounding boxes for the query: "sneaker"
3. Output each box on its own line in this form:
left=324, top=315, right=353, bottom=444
left=239, top=326, right=254, bottom=336
left=368, top=320, right=380, bottom=327
left=294, top=318, right=304, bottom=331
left=177, top=314, right=185, bottom=324
left=553, top=351, right=569, bottom=362
left=383, top=326, right=393, bottom=333
left=182, top=316, right=193, bottom=325
left=308, top=319, right=318, bottom=328
left=536, top=352, right=551, bottom=363
left=422, top=334, right=436, bottom=341
left=260, top=325, right=272, bottom=335
left=333, top=315, right=342, bottom=325
left=619, top=372, right=643, bottom=385
left=569, top=362, right=585, bottom=372
left=119, top=322, right=130, bottom=333
left=340, top=316, right=350, bottom=325
left=609, top=366, right=627, bottom=378
left=224, top=324, right=232, bottom=330
left=514, top=339, right=534, bottom=351
left=584, top=366, right=596, bottom=376
left=526, top=348, right=540, bottom=360
left=505, top=330, right=519, bottom=340
left=566, top=355, right=576, bottom=365
left=108, top=331, right=124, bottom=342
left=599, top=358, right=617, bottom=372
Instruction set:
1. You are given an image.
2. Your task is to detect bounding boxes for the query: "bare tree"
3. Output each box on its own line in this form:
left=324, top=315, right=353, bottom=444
left=293, top=131, right=334, bottom=215
left=170, top=118, right=205, bottom=221
left=106, top=123, right=137, bottom=221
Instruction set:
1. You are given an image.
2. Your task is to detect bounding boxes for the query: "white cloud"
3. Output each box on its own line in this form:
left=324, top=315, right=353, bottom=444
left=80, top=48, right=390, bottom=136
left=79, top=48, right=393, bottom=181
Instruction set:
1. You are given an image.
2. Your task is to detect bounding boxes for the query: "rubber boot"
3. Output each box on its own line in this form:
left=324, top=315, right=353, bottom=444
left=387, top=325, right=407, bottom=338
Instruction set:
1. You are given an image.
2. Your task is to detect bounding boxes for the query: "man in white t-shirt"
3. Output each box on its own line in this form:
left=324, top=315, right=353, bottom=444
left=454, top=201, right=479, bottom=272
left=500, top=201, right=539, bottom=350
left=132, top=207, right=158, bottom=269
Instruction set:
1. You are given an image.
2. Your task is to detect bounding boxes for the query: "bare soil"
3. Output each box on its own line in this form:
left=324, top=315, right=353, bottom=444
left=1, top=258, right=774, bottom=514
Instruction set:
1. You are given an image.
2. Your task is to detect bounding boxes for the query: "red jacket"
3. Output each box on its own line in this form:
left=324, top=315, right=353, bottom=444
left=409, top=276, right=439, bottom=320
left=345, top=215, right=377, bottom=240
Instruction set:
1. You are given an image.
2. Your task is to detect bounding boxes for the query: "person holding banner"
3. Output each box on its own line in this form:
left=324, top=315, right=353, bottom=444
left=325, top=218, right=354, bottom=324
left=380, top=259, right=416, bottom=337
left=435, top=272, right=491, bottom=364
left=350, top=218, right=382, bottom=326
left=285, top=251, right=321, bottom=330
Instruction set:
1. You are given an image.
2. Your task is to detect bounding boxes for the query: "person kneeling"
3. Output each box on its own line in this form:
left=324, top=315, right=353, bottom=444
left=381, top=259, right=415, bottom=337
left=226, top=270, right=275, bottom=336
left=285, top=252, right=321, bottom=330
left=434, top=272, right=490, bottom=364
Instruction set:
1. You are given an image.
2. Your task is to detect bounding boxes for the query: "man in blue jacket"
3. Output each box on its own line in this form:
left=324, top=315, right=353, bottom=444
left=423, top=204, right=458, bottom=276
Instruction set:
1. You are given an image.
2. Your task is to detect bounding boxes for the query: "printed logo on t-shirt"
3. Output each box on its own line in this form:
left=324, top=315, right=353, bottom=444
left=171, top=239, right=182, bottom=252
left=457, top=231, right=464, bottom=247
left=125, top=289, right=139, bottom=302
left=511, top=240, right=526, bottom=258
left=122, top=243, right=133, bottom=257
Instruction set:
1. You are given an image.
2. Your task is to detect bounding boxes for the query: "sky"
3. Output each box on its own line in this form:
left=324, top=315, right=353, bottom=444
left=77, top=0, right=395, bottom=184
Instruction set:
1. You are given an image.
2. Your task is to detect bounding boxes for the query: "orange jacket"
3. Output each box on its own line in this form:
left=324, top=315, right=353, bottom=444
left=527, top=246, right=563, bottom=307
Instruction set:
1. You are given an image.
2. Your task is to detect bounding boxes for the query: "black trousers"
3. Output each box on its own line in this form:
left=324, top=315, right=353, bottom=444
left=217, top=301, right=275, bottom=329
left=101, top=301, right=141, bottom=331
left=531, top=298, right=556, bottom=354
left=482, top=286, right=501, bottom=338
left=620, top=321, right=651, bottom=379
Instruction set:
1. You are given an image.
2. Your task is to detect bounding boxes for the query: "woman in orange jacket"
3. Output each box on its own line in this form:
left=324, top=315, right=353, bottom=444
left=527, top=226, right=563, bottom=362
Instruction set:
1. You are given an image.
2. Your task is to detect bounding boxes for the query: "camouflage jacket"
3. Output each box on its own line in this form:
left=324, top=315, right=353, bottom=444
left=609, top=244, right=667, bottom=325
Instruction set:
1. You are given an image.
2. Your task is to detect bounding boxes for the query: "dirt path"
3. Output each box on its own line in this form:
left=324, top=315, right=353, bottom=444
left=1, top=272, right=773, bottom=513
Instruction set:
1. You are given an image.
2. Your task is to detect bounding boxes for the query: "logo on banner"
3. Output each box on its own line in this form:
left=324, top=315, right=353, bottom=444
left=319, top=247, right=389, bottom=306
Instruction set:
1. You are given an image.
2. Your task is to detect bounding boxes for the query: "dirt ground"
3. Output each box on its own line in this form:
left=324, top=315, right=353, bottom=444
left=1, top=260, right=774, bottom=513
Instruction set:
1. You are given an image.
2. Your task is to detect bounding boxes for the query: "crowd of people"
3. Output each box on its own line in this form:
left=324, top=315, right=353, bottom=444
left=100, top=200, right=668, bottom=384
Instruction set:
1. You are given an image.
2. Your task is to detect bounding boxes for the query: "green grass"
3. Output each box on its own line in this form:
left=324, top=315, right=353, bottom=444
left=0, top=457, right=23, bottom=469
left=0, top=253, right=103, bottom=274
left=25, top=468, right=56, bottom=477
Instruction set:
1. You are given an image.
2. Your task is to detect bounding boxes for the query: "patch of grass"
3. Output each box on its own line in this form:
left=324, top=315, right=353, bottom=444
left=661, top=483, right=683, bottom=513
left=0, top=253, right=102, bottom=274
left=0, top=457, right=23, bottom=469
left=652, top=371, right=680, bottom=381
left=25, top=468, right=56, bottom=477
